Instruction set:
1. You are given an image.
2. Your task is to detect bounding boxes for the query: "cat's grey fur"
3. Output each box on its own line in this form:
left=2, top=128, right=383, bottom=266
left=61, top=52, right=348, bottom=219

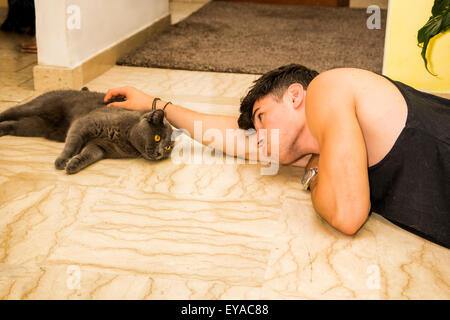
left=0, top=88, right=177, bottom=174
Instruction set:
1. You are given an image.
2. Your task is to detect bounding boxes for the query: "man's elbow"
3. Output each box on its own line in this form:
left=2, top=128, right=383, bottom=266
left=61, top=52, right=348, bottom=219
left=333, top=219, right=362, bottom=236
left=331, top=204, right=370, bottom=235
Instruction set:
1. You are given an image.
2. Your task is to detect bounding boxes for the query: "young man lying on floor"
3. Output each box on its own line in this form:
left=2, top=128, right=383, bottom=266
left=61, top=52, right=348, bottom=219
left=104, top=65, right=450, bottom=249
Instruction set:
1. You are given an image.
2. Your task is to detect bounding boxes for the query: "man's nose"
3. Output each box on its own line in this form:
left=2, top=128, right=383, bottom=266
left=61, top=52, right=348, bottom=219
left=257, top=129, right=274, bottom=157
left=256, top=130, right=263, bottom=146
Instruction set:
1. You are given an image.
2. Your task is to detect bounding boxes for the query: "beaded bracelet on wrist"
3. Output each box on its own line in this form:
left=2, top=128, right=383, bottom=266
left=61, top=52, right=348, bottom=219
left=152, top=97, right=172, bottom=112
left=162, top=101, right=171, bottom=111
left=151, top=97, right=161, bottom=111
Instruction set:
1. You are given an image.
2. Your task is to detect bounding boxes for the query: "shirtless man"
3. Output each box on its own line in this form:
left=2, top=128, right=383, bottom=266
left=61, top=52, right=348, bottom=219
left=104, top=65, right=450, bottom=249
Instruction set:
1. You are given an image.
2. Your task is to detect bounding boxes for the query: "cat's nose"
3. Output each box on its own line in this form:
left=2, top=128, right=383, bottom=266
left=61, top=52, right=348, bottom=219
left=156, top=152, right=162, bottom=158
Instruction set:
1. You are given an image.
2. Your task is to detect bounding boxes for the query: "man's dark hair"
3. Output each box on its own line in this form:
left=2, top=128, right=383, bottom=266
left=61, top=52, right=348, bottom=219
left=238, top=64, right=319, bottom=130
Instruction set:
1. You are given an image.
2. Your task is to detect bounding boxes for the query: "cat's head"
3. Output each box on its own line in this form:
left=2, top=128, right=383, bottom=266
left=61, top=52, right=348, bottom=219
left=130, top=109, right=176, bottom=161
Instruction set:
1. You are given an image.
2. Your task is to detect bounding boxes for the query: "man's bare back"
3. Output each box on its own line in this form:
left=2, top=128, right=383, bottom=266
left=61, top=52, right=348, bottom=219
left=303, top=68, right=407, bottom=167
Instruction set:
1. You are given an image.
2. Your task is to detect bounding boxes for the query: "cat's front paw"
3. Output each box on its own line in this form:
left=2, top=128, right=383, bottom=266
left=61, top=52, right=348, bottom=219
left=54, top=157, right=69, bottom=170
left=65, top=156, right=82, bottom=175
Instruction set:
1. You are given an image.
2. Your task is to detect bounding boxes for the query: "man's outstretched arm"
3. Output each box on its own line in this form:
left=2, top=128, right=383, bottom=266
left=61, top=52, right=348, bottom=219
left=104, top=86, right=262, bottom=161
left=305, top=72, right=371, bottom=235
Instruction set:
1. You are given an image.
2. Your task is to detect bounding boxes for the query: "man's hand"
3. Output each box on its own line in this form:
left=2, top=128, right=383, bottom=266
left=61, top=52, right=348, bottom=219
left=104, top=86, right=155, bottom=111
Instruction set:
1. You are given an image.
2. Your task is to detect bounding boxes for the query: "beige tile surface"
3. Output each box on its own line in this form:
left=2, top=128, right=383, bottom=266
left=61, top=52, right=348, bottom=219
left=0, top=9, right=37, bottom=105
left=0, top=263, right=261, bottom=299
left=170, top=0, right=210, bottom=24
left=1, top=66, right=449, bottom=300
left=261, top=198, right=450, bottom=299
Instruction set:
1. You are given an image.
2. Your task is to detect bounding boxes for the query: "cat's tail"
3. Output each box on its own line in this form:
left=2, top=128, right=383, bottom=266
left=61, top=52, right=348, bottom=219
left=0, top=93, right=67, bottom=141
left=0, top=92, right=55, bottom=122
left=0, top=100, right=37, bottom=122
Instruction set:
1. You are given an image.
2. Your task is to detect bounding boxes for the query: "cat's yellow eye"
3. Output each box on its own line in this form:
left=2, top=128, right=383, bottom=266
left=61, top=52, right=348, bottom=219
left=154, top=135, right=161, bottom=142
left=165, top=145, right=171, bottom=151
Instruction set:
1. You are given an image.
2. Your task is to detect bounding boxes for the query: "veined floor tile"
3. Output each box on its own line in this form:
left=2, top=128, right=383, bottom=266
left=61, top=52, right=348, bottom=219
left=0, top=181, right=278, bottom=298
left=0, top=181, right=88, bottom=267
left=86, top=66, right=259, bottom=100
left=18, top=78, right=34, bottom=91
left=0, top=71, right=33, bottom=88
left=0, top=85, right=34, bottom=102
left=260, top=198, right=450, bottom=299
left=0, top=135, right=307, bottom=202
left=0, top=49, right=36, bottom=74
left=0, top=263, right=261, bottom=299
left=40, top=186, right=282, bottom=287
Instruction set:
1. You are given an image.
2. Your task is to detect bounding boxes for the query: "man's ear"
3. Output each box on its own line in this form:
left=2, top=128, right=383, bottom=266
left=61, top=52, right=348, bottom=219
left=285, top=83, right=305, bottom=109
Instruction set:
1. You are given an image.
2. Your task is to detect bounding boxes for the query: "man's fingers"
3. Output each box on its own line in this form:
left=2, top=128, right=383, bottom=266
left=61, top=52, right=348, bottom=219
left=104, top=89, right=117, bottom=102
left=104, top=90, right=114, bottom=102
left=107, top=101, right=128, bottom=109
left=104, top=87, right=128, bottom=102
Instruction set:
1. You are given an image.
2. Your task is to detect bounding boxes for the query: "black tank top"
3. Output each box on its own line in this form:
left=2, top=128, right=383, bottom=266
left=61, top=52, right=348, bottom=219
left=368, top=76, right=450, bottom=249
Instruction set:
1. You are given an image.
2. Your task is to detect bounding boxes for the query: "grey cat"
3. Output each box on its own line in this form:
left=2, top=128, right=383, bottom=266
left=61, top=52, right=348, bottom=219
left=0, top=88, right=177, bottom=174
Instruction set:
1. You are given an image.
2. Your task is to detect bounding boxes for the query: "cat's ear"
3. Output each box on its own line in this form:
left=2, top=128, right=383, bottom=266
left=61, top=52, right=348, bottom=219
left=145, top=109, right=164, bottom=125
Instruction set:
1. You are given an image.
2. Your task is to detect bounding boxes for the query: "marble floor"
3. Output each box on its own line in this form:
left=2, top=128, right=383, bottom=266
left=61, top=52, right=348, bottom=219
left=0, top=2, right=449, bottom=300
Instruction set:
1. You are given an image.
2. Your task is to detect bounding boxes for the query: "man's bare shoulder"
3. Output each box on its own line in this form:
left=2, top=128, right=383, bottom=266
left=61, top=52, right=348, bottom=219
left=307, top=68, right=398, bottom=101
left=306, top=68, right=408, bottom=166
left=305, top=68, right=398, bottom=122
left=305, top=68, right=364, bottom=135
left=307, top=68, right=379, bottom=96
left=306, top=68, right=358, bottom=112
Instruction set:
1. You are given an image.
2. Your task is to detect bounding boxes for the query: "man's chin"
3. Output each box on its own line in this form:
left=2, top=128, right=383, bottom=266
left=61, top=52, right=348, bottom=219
left=276, top=153, right=304, bottom=166
left=272, top=154, right=292, bottom=165
left=258, top=149, right=296, bottom=165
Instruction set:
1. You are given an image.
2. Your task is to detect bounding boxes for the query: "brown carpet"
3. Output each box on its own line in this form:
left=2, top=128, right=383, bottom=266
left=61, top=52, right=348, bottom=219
left=117, top=1, right=387, bottom=74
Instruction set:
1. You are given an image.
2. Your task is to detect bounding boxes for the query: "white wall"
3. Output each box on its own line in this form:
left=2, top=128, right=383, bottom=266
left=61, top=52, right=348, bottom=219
left=35, top=0, right=169, bottom=68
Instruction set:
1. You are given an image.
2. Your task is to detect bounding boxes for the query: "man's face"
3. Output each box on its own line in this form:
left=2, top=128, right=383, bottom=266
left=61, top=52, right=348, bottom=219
left=252, top=93, right=303, bottom=164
